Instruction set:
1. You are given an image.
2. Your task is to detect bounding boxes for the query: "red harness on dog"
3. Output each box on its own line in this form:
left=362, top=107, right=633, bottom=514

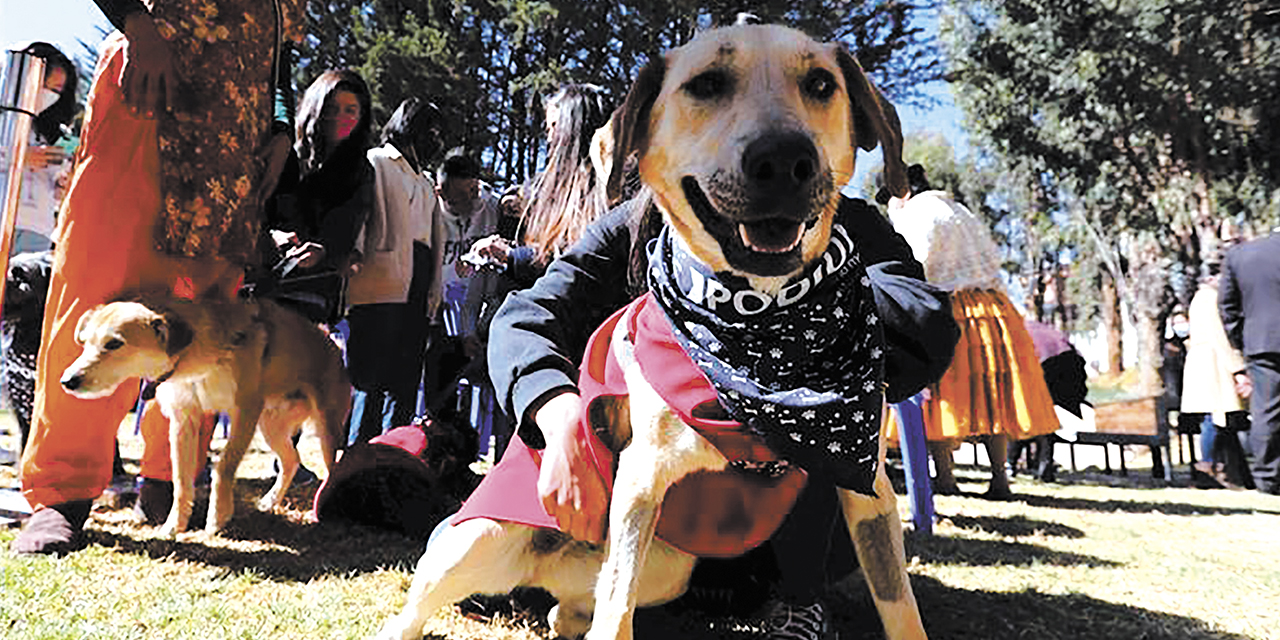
left=454, top=293, right=806, bottom=557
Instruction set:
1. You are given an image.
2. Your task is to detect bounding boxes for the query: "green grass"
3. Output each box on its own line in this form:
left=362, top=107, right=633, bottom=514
left=3, top=421, right=1280, bottom=639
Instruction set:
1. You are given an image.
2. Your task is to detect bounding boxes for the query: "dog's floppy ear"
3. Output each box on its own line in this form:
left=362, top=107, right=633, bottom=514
left=590, top=122, right=615, bottom=201
left=151, top=311, right=195, bottom=356
left=837, top=46, right=908, bottom=198
left=605, top=56, right=666, bottom=202
left=74, top=305, right=105, bottom=345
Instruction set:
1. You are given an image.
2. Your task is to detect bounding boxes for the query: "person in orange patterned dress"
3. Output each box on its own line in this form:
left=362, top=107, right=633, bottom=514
left=12, top=0, right=307, bottom=555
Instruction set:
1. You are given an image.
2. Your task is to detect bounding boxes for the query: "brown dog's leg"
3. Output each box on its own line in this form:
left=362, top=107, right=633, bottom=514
left=206, top=399, right=263, bottom=533
left=837, top=443, right=927, bottom=640
left=587, top=440, right=665, bottom=640
left=588, top=364, right=716, bottom=640
left=158, top=396, right=202, bottom=538
left=256, top=405, right=300, bottom=512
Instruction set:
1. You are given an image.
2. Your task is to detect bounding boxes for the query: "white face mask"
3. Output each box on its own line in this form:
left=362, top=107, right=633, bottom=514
left=36, top=88, right=60, bottom=114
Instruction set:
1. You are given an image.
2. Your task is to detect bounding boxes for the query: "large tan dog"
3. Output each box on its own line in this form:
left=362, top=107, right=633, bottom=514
left=61, top=292, right=349, bottom=537
left=374, top=23, right=925, bottom=640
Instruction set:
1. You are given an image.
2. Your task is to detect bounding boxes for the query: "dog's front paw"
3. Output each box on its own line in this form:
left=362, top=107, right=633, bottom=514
left=549, top=603, right=593, bottom=640
left=256, top=489, right=284, bottom=512
left=205, top=504, right=234, bottom=534
left=156, top=516, right=183, bottom=539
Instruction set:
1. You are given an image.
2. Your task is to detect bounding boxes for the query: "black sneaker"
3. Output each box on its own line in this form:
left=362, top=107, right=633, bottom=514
left=760, top=598, right=830, bottom=640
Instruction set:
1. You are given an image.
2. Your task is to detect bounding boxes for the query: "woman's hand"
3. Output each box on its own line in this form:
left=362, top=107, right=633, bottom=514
left=534, top=392, right=607, bottom=544
left=1234, top=372, right=1253, bottom=399
left=456, top=234, right=510, bottom=277
left=279, top=240, right=324, bottom=270
left=248, top=132, right=293, bottom=211
left=24, top=145, right=67, bottom=169
left=120, top=12, right=182, bottom=117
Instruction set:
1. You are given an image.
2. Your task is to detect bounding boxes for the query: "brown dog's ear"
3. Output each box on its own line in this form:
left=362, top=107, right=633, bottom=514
left=151, top=312, right=194, bottom=356
left=74, top=305, right=104, bottom=345
left=837, top=46, right=908, bottom=198
left=605, top=57, right=666, bottom=203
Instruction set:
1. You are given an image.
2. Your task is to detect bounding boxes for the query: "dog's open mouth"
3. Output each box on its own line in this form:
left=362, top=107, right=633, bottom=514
left=738, top=219, right=805, bottom=254
left=682, top=177, right=816, bottom=276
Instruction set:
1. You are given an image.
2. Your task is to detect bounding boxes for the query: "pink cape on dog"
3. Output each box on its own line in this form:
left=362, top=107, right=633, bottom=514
left=454, top=294, right=806, bottom=557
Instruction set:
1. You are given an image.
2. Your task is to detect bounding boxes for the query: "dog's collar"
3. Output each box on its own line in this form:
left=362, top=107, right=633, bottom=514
left=647, top=224, right=885, bottom=495
left=140, top=361, right=180, bottom=402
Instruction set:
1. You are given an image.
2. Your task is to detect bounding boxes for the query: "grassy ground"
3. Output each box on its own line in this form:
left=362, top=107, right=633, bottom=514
left=2, top=413, right=1279, bottom=640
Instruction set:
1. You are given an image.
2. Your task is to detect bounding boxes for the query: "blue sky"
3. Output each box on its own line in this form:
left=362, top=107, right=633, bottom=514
left=1, top=0, right=112, bottom=64
left=1, top=0, right=968, bottom=197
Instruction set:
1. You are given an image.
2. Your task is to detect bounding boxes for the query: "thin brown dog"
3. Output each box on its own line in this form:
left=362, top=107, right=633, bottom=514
left=61, top=292, right=350, bottom=537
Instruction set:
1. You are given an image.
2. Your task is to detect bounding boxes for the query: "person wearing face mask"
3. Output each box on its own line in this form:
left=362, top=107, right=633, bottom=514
left=0, top=43, right=77, bottom=468
left=13, top=0, right=308, bottom=555
left=342, top=98, right=444, bottom=445
left=6, top=42, right=79, bottom=254
left=257, top=69, right=376, bottom=328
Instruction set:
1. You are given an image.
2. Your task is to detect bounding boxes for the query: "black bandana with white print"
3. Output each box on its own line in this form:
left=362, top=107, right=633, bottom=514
left=647, top=224, right=885, bottom=495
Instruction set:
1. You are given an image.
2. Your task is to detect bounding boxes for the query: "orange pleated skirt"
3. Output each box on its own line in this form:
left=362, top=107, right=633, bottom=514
left=885, top=288, right=1059, bottom=444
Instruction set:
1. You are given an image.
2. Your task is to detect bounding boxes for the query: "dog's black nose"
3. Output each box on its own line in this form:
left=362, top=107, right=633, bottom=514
left=742, top=132, right=820, bottom=197
left=61, top=374, right=82, bottom=391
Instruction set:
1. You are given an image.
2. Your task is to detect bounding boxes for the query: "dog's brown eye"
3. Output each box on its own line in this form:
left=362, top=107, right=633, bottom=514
left=683, top=70, right=731, bottom=101
left=104, top=338, right=124, bottom=351
left=802, top=69, right=838, bottom=101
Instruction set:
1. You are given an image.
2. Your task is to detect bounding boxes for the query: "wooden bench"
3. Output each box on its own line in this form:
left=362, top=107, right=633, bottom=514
left=1066, top=394, right=1173, bottom=481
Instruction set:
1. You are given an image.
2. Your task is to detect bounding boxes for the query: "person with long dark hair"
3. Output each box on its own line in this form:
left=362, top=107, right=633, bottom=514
left=262, top=69, right=375, bottom=327
left=460, top=84, right=613, bottom=287
left=8, top=42, right=78, bottom=254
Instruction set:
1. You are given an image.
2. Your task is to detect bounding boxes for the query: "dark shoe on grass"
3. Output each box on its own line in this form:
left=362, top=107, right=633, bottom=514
left=10, top=500, right=92, bottom=556
left=133, top=478, right=174, bottom=525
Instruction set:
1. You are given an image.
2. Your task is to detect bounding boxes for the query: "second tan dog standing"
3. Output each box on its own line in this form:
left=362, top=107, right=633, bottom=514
left=375, top=22, right=927, bottom=640
left=61, top=292, right=349, bottom=537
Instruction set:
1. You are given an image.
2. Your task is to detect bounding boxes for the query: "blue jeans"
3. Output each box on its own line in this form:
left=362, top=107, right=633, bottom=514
left=1199, top=415, right=1217, bottom=463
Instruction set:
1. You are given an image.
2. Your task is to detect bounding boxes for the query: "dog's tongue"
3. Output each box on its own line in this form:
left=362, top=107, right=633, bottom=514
left=739, top=220, right=804, bottom=253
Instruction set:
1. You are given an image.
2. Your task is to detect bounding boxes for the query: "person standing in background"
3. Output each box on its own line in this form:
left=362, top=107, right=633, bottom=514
left=7, top=41, right=78, bottom=254
left=422, top=151, right=503, bottom=414
left=345, top=97, right=443, bottom=444
left=460, top=84, right=613, bottom=288
left=260, top=68, right=375, bottom=328
left=1181, top=256, right=1252, bottom=489
left=1219, top=231, right=1280, bottom=496
left=884, top=165, right=1059, bottom=499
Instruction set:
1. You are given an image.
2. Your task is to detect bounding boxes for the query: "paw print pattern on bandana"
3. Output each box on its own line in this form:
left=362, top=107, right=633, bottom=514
left=648, top=221, right=886, bottom=496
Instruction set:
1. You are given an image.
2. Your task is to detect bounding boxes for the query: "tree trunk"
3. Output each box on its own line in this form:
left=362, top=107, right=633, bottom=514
left=1137, top=313, right=1163, bottom=395
left=1102, top=272, right=1124, bottom=374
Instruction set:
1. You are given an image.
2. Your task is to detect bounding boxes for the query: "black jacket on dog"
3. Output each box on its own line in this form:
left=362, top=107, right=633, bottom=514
left=489, top=195, right=960, bottom=452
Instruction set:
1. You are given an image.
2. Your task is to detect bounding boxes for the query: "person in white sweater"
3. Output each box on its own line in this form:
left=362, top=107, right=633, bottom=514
left=346, top=98, right=443, bottom=445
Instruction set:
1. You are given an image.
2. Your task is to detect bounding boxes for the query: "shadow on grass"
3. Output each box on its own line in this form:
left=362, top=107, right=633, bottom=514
left=414, top=572, right=1252, bottom=640
left=939, top=514, right=1086, bottom=539
left=1014, top=492, right=1280, bottom=516
left=82, top=478, right=431, bottom=582
left=904, top=529, right=1118, bottom=569
left=829, top=574, right=1256, bottom=640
